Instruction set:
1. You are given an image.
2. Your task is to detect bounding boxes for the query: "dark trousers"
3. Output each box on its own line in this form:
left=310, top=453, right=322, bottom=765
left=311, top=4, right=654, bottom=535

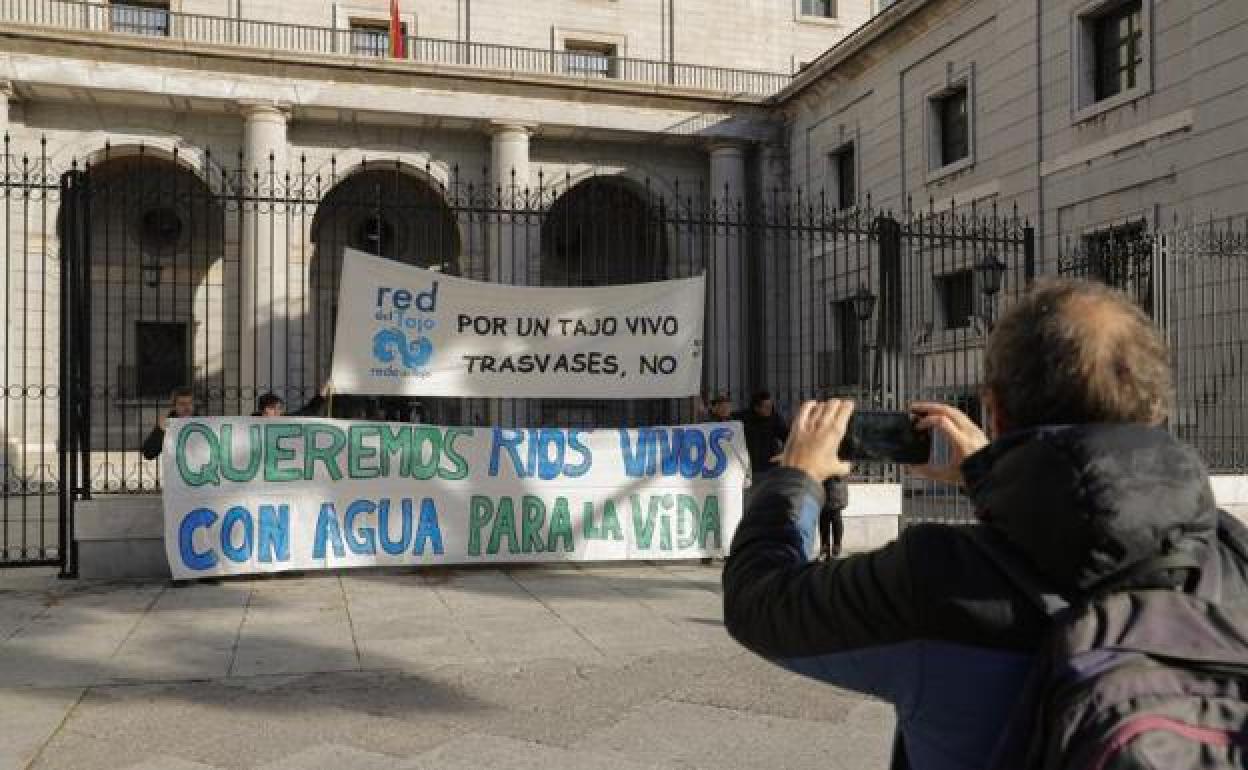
left=819, top=501, right=844, bottom=554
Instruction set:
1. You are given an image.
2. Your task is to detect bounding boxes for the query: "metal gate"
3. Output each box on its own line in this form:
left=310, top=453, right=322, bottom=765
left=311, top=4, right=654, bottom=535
left=0, top=146, right=69, bottom=570
left=897, top=203, right=1035, bottom=527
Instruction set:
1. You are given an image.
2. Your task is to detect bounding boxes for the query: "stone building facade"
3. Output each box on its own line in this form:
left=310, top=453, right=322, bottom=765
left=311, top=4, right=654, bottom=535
left=1, top=0, right=1246, bottom=514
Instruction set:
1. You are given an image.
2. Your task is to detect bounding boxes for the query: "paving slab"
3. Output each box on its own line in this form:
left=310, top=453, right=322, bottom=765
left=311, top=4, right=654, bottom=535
left=0, top=687, right=83, bottom=770
left=402, top=733, right=660, bottom=770
left=573, top=698, right=895, bottom=770
left=0, top=564, right=893, bottom=769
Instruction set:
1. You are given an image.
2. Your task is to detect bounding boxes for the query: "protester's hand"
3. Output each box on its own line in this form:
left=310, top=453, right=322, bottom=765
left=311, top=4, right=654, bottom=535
left=908, top=402, right=989, bottom=485
left=320, top=382, right=331, bottom=399
left=157, top=413, right=168, bottom=430
left=777, top=400, right=854, bottom=482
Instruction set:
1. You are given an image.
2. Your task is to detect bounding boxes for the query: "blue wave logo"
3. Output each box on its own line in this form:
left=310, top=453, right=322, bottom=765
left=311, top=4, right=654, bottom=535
left=372, top=327, right=434, bottom=369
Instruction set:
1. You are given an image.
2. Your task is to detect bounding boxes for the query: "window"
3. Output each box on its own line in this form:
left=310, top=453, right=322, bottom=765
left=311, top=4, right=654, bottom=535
left=801, top=0, right=835, bottom=18
left=110, top=0, right=170, bottom=37
left=1080, top=221, right=1153, bottom=310
left=936, top=87, right=969, bottom=168
left=134, top=322, right=189, bottom=400
left=824, top=299, right=863, bottom=386
left=1073, top=0, right=1151, bottom=119
left=350, top=20, right=406, bottom=57
left=564, top=41, right=617, bottom=78
left=1093, top=1, right=1143, bottom=101
left=936, top=270, right=975, bottom=330
left=828, top=143, right=856, bottom=210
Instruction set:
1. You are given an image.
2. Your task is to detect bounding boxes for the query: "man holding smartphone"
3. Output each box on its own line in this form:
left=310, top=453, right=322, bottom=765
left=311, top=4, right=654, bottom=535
left=722, top=279, right=1248, bottom=770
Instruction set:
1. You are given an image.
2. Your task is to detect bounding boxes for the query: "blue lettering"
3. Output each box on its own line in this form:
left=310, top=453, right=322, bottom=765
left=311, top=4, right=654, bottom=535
left=489, top=428, right=528, bottom=478
left=414, top=498, right=444, bottom=555
left=379, top=498, right=413, bottom=555
left=703, top=427, right=732, bottom=479
left=220, top=506, right=254, bottom=564
left=178, top=508, right=218, bottom=571
left=536, top=429, right=565, bottom=481
left=619, top=429, right=656, bottom=478
left=345, top=499, right=377, bottom=555
left=564, top=430, right=592, bottom=477
left=313, top=502, right=346, bottom=559
left=257, top=504, right=290, bottom=563
left=679, top=429, right=708, bottom=479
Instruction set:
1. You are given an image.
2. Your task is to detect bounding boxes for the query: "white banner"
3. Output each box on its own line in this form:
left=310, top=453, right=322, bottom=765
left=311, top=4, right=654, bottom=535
left=162, top=417, right=748, bottom=579
left=329, top=249, right=705, bottom=399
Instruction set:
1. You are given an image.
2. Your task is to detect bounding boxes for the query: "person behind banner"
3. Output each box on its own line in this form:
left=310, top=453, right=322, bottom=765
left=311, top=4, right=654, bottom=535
left=698, top=391, right=737, bottom=566
left=734, top=390, right=789, bottom=479
left=252, top=384, right=331, bottom=417
left=141, top=386, right=195, bottom=460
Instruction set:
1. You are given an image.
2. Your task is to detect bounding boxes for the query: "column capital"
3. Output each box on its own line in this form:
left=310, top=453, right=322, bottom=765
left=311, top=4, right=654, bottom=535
left=706, top=139, right=749, bottom=157
left=237, top=100, right=291, bottom=122
left=488, top=121, right=537, bottom=137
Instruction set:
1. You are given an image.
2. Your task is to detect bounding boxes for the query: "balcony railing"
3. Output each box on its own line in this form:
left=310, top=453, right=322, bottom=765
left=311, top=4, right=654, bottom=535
left=0, top=0, right=794, bottom=97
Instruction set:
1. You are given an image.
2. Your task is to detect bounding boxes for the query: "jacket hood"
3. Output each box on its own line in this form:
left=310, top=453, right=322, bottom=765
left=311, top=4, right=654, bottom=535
left=962, top=423, right=1218, bottom=593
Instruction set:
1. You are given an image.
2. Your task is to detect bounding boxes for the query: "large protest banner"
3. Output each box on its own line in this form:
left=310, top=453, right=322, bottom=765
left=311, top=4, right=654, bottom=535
left=162, top=417, right=748, bottom=579
left=329, top=248, right=705, bottom=399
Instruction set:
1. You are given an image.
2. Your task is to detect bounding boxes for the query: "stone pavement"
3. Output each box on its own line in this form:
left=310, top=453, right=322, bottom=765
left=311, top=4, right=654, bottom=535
left=0, top=564, right=895, bottom=770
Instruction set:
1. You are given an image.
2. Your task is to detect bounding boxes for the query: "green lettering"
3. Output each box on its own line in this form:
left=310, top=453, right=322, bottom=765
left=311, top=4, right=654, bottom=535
left=348, top=425, right=381, bottom=479
left=263, top=423, right=303, bottom=482
left=220, top=424, right=263, bottom=482
left=440, top=428, right=473, bottom=481
left=379, top=425, right=412, bottom=478
left=548, top=497, right=574, bottom=553
left=676, top=495, right=700, bottom=549
left=468, top=496, right=494, bottom=556
left=521, top=496, right=547, bottom=553
left=408, top=427, right=441, bottom=480
left=632, top=494, right=656, bottom=549
left=581, top=501, right=601, bottom=539
left=601, top=500, right=624, bottom=541
left=699, top=495, right=722, bottom=550
left=487, top=497, right=520, bottom=555
left=176, top=421, right=221, bottom=487
left=304, top=424, right=346, bottom=480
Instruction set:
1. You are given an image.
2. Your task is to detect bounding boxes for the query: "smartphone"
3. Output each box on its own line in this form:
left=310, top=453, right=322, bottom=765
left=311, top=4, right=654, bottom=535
left=839, top=410, right=931, bottom=465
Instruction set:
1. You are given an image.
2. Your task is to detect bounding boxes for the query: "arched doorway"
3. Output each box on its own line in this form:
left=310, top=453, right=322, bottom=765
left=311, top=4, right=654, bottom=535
left=537, top=176, right=673, bottom=428
left=308, top=167, right=461, bottom=423
left=540, top=177, right=668, bottom=287
left=75, top=152, right=226, bottom=490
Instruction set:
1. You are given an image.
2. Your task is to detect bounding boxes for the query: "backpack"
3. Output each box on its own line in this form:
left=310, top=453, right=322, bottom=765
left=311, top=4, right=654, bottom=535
left=966, top=518, right=1248, bottom=770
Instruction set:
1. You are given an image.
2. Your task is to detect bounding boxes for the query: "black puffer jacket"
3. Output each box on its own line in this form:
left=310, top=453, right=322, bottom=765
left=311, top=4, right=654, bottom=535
left=723, top=424, right=1248, bottom=770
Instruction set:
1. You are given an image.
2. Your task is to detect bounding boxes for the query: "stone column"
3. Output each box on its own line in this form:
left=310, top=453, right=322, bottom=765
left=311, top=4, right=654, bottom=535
left=239, top=101, right=290, bottom=409
left=488, top=122, right=533, bottom=284
left=0, top=81, right=15, bottom=136
left=707, top=141, right=749, bottom=403
left=487, top=122, right=534, bottom=426
left=756, top=141, right=790, bottom=400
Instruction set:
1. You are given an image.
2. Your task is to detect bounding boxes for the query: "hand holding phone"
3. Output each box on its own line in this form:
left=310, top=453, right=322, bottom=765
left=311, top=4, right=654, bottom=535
left=838, top=410, right=932, bottom=465
left=908, top=402, right=989, bottom=485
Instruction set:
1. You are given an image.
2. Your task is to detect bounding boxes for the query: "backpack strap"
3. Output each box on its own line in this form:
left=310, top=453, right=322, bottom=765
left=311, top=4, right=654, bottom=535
left=1090, top=551, right=1202, bottom=596
left=963, top=526, right=1070, bottom=617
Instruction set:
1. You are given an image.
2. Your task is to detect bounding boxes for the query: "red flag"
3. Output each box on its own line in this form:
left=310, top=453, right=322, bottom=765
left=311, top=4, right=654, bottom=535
left=389, top=0, right=405, bottom=58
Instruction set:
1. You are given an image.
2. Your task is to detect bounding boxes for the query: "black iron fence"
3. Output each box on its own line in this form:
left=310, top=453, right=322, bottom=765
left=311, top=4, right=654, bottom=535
left=1060, top=218, right=1248, bottom=472
left=0, top=0, right=793, bottom=96
left=9, top=138, right=1248, bottom=570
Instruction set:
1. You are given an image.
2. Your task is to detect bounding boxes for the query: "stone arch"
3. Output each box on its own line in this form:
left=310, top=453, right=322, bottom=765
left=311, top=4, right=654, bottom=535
left=304, top=165, right=462, bottom=423
left=62, top=134, right=228, bottom=192
left=68, top=152, right=227, bottom=486
left=540, top=175, right=672, bottom=287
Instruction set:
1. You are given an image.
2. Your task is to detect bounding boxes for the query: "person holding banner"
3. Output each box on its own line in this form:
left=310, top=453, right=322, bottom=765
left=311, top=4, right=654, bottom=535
left=734, top=391, right=789, bottom=478
left=252, top=384, right=332, bottom=418
left=141, top=386, right=195, bottom=460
